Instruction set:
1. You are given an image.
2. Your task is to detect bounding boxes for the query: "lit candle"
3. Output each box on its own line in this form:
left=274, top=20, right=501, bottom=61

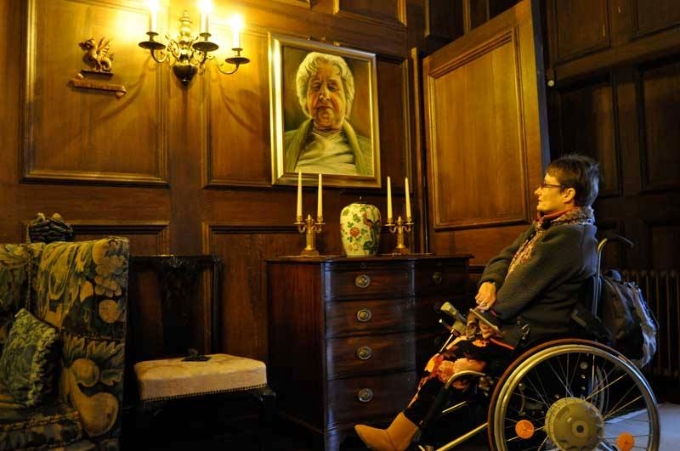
left=229, top=14, right=244, bottom=49
left=199, top=0, right=212, bottom=34
left=148, top=0, right=160, bottom=32
left=317, top=173, right=323, bottom=219
left=387, top=176, right=393, bottom=221
left=405, top=177, right=411, bottom=219
left=297, top=171, right=302, bottom=219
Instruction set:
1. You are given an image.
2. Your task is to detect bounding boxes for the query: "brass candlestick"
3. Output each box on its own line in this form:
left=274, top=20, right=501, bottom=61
left=385, top=215, right=414, bottom=254
left=295, top=214, right=324, bottom=256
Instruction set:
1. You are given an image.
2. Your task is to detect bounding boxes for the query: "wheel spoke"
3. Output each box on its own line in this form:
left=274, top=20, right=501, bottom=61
left=487, top=341, right=659, bottom=451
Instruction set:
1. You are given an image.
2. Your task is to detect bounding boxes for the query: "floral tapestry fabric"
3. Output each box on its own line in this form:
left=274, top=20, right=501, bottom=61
left=0, top=308, right=59, bottom=407
left=0, top=243, right=44, bottom=353
left=0, top=237, right=129, bottom=451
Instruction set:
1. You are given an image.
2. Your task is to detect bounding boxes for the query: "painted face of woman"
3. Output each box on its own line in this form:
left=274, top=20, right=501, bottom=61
left=306, top=62, right=347, bottom=131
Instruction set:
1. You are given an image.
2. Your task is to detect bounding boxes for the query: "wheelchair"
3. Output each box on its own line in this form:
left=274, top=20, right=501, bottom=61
left=413, top=236, right=661, bottom=451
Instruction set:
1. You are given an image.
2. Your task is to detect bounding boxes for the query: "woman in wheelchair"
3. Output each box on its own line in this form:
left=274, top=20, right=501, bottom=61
left=355, top=154, right=602, bottom=451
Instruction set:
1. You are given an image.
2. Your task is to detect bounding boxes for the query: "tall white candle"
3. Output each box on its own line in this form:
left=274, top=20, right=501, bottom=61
left=317, top=173, right=323, bottom=219
left=297, top=171, right=302, bottom=219
left=199, top=0, right=212, bottom=33
left=229, top=14, right=244, bottom=49
left=405, top=177, right=411, bottom=219
left=200, top=13, right=209, bottom=34
left=148, top=0, right=159, bottom=32
left=387, top=176, right=393, bottom=221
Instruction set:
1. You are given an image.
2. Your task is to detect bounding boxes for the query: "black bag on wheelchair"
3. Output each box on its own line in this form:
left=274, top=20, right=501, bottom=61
left=599, top=269, right=658, bottom=368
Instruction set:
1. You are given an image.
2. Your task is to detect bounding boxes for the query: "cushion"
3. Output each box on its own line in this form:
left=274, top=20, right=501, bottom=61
left=0, top=309, right=59, bottom=407
left=134, top=353, right=267, bottom=402
left=0, top=243, right=44, bottom=354
left=0, top=376, right=83, bottom=451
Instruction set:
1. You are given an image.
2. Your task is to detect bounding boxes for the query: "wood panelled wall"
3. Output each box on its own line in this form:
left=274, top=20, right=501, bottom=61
left=0, top=0, right=435, bottom=363
left=3, top=0, right=678, bottom=375
left=544, top=0, right=680, bottom=270
left=421, top=0, right=680, bottom=274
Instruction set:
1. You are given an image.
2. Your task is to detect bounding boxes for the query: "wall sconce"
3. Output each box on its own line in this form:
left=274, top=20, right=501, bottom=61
left=139, top=0, right=249, bottom=86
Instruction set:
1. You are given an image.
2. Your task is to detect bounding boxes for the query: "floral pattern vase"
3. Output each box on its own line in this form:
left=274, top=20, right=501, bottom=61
left=340, top=202, right=382, bottom=257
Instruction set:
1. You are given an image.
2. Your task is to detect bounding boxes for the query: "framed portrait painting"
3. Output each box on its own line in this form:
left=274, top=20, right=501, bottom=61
left=269, top=33, right=381, bottom=188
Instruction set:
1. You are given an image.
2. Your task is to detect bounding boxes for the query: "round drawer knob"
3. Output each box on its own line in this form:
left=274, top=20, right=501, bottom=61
left=355, top=274, right=371, bottom=288
left=357, top=388, right=374, bottom=403
left=356, top=346, right=373, bottom=360
left=356, top=308, right=372, bottom=322
left=432, top=271, right=443, bottom=285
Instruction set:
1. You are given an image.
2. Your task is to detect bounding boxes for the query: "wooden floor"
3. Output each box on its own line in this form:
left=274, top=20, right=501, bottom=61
left=122, top=398, right=489, bottom=451
left=122, top=399, right=680, bottom=451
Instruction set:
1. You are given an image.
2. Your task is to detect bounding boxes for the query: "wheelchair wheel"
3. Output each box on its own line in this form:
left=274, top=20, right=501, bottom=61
left=487, top=338, right=659, bottom=451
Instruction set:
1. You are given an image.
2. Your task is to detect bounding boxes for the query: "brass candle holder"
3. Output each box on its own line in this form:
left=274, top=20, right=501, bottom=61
left=295, top=214, right=324, bottom=257
left=385, top=215, right=414, bottom=254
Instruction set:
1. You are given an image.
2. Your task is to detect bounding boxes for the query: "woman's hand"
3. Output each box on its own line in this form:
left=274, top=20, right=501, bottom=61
left=475, top=281, right=497, bottom=311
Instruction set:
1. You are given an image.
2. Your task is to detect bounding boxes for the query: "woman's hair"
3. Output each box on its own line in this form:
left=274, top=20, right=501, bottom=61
left=295, top=52, right=355, bottom=118
left=547, top=154, right=601, bottom=207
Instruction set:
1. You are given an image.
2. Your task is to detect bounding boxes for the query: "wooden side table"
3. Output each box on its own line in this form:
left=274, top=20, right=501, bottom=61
left=266, top=254, right=471, bottom=451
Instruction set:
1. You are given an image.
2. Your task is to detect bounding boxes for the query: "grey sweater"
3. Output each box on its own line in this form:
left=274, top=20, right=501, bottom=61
left=479, top=221, right=598, bottom=345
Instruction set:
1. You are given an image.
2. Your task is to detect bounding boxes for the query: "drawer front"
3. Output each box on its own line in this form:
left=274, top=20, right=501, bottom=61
left=323, top=261, right=411, bottom=300
left=326, top=332, right=417, bottom=379
left=326, top=298, right=415, bottom=337
left=413, top=259, right=468, bottom=296
left=327, top=371, right=417, bottom=427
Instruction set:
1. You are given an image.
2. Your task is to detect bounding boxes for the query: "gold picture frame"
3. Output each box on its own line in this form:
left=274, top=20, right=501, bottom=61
left=269, top=33, right=381, bottom=188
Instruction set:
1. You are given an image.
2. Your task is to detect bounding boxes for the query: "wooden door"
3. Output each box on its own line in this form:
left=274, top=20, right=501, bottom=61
left=422, top=0, right=549, bottom=268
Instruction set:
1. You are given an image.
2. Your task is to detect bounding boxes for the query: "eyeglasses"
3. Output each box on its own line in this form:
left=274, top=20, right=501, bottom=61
left=538, top=182, right=565, bottom=190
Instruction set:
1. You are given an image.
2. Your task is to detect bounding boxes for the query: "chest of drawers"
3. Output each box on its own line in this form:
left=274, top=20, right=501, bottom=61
left=265, top=254, right=471, bottom=451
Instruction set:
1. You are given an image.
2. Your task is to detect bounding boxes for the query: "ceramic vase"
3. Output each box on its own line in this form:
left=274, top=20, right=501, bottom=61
left=340, top=202, right=382, bottom=257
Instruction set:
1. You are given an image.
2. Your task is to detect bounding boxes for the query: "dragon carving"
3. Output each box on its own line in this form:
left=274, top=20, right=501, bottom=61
left=79, top=37, right=114, bottom=73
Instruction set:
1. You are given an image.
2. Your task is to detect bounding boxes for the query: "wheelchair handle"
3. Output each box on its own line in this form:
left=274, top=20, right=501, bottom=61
left=592, top=233, right=635, bottom=315
left=597, top=234, right=634, bottom=256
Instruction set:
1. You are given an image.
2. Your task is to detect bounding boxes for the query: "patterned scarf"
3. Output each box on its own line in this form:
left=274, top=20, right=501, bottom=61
left=507, top=206, right=595, bottom=275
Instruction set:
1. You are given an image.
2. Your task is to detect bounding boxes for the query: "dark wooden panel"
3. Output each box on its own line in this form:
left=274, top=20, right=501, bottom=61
left=639, top=59, right=680, bottom=192
left=208, top=226, right=300, bottom=361
left=22, top=0, right=168, bottom=185
left=334, top=0, right=406, bottom=28
left=20, top=220, right=169, bottom=256
left=551, top=75, right=620, bottom=197
left=650, top=223, right=680, bottom=268
left=632, top=0, right=680, bottom=37
left=547, top=0, right=610, bottom=65
left=70, top=222, right=170, bottom=256
left=377, top=57, right=411, bottom=192
left=468, top=0, right=489, bottom=30
left=424, top=0, right=464, bottom=44
left=549, top=58, right=680, bottom=269
left=413, top=257, right=469, bottom=295
left=205, top=29, right=272, bottom=188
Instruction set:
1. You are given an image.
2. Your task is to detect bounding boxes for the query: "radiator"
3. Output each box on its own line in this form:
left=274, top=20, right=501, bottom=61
left=621, top=269, right=679, bottom=380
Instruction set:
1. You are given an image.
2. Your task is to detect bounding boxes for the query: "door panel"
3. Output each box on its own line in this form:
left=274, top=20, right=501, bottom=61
left=423, top=0, right=549, bottom=265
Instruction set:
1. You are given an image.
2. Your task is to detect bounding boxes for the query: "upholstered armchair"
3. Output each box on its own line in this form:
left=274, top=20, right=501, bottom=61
left=0, top=237, right=130, bottom=450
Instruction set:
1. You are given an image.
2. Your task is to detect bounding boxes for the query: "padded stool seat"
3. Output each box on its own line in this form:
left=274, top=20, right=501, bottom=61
left=134, top=353, right=268, bottom=402
left=129, top=255, right=276, bottom=450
